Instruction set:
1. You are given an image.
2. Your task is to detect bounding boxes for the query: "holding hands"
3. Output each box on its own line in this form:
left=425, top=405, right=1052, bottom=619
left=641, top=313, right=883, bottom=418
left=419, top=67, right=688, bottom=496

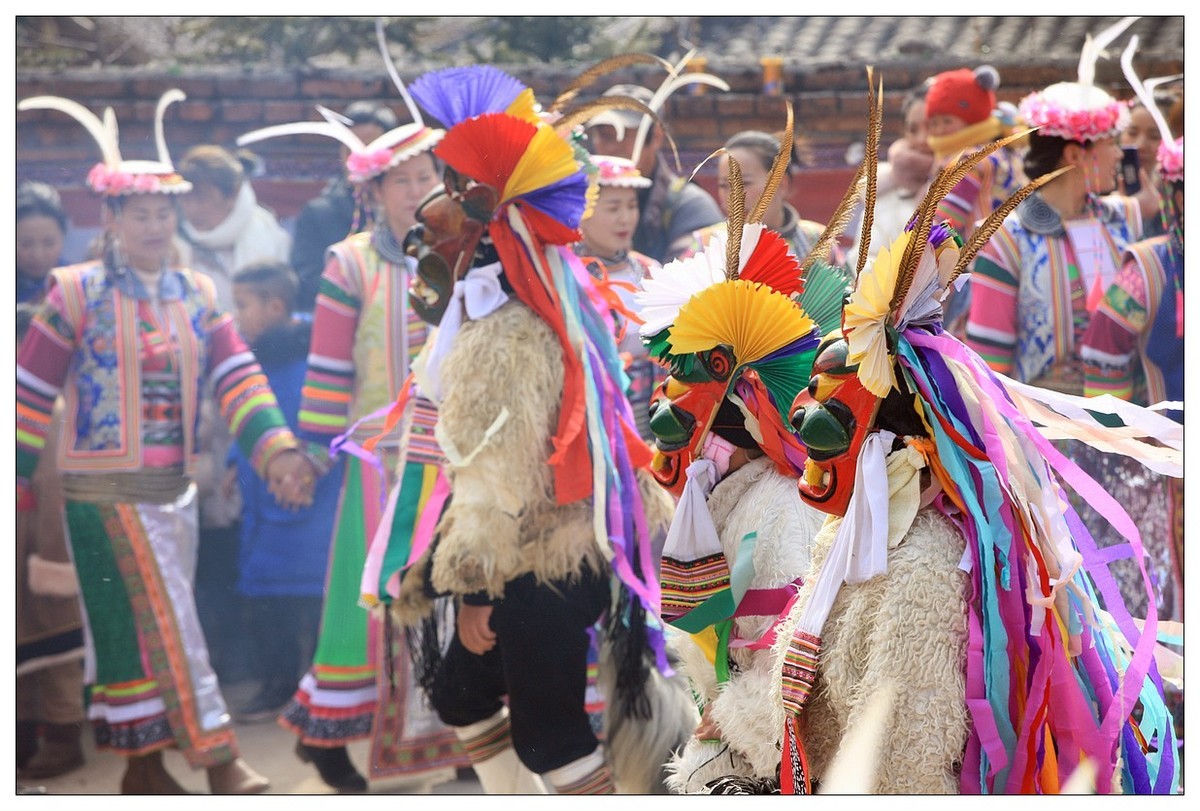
left=266, top=449, right=318, bottom=510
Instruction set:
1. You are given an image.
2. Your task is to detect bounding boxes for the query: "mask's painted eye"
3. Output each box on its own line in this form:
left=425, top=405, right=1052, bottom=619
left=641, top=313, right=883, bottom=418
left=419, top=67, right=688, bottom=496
left=699, top=345, right=734, bottom=382
left=808, top=373, right=843, bottom=404
left=811, top=337, right=854, bottom=377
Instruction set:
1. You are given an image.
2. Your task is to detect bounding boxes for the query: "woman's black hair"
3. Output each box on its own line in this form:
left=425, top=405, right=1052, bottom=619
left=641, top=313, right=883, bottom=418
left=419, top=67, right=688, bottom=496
left=1023, top=131, right=1087, bottom=180
left=17, top=181, right=69, bottom=234
left=724, top=129, right=802, bottom=175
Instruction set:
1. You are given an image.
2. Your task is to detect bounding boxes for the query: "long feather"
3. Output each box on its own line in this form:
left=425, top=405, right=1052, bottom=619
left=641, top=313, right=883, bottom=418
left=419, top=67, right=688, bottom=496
left=894, top=128, right=1031, bottom=305
left=375, top=17, right=424, bottom=128
left=750, top=101, right=794, bottom=224
left=726, top=157, right=746, bottom=280
left=686, top=147, right=726, bottom=186
left=550, top=52, right=673, bottom=111
left=237, top=119, right=364, bottom=153
left=154, top=89, right=186, bottom=167
left=1121, top=37, right=1175, bottom=145
left=17, top=96, right=120, bottom=167
left=630, top=73, right=729, bottom=173
left=557, top=96, right=662, bottom=139
left=857, top=69, right=883, bottom=278
left=1078, top=16, right=1139, bottom=86
left=800, top=163, right=864, bottom=278
left=948, top=166, right=1074, bottom=284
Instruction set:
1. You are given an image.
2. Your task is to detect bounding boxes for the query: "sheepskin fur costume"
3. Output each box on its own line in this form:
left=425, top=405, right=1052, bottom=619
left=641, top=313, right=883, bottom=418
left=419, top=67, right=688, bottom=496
left=770, top=445, right=971, bottom=794
left=393, top=299, right=674, bottom=614
left=665, top=455, right=827, bottom=793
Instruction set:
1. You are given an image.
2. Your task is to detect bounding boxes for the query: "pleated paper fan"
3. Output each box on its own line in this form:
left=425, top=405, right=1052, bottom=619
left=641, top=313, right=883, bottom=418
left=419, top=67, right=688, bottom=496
left=754, top=336, right=821, bottom=420
left=505, top=124, right=584, bottom=204
left=410, top=65, right=526, bottom=127
left=635, top=249, right=726, bottom=337
left=521, top=170, right=591, bottom=232
left=844, top=231, right=905, bottom=396
left=738, top=226, right=804, bottom=296
left=669, top=280, right=815, bottom=366
left=796, top=259, right=852, bottom=337
left=504, top=87, right=543, bottom=126
left=435, top=113, right=536, bottom=196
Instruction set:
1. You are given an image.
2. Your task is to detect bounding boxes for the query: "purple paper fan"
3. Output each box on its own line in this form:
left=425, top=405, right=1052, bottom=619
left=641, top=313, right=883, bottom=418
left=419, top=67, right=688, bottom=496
left=410, top=66, right=526, bottom=129
left=521, top=170, right=591, bottom=229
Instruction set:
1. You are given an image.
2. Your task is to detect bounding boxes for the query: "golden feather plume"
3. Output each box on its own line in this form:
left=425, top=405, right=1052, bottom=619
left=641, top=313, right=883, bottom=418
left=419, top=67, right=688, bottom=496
left=948, top=166, right=1075, bottom=284
left=550, top=52, right=673, bottom=112
left=856, top=68, right=883, bottom=278
left=686, top=147, right=727, bottom=186
left=798, top=70, right=882, bottom=279
left=726, top=156, right=746, bottom=280
left=891, top=128, right=1033, bottom=311
left=750, top=101, right=795, bottom=224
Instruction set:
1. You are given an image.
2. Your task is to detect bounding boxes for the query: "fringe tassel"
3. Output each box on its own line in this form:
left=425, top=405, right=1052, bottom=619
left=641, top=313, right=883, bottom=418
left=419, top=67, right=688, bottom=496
left=602, top=581, right=652, bottom=720
left=405, top=598, right=451, bottom=701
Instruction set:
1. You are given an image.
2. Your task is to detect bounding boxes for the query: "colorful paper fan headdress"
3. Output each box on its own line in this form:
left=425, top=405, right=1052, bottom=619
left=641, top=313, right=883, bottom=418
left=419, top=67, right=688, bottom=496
left=637, top=103, right=852, bottom=652
left=1017, top=16, right=1139, bottom=142
left=780, top=66, right=1180, bottom=797
left=18, top=89, right=192, bottom=196
left=1121, top=36, right=1183, bottom=183
left=236, top=18, right=443, bottom=184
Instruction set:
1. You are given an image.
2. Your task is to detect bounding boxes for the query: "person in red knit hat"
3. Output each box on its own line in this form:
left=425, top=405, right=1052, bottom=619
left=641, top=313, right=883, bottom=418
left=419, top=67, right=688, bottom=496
left=923, top=65, right=1027, bottom=337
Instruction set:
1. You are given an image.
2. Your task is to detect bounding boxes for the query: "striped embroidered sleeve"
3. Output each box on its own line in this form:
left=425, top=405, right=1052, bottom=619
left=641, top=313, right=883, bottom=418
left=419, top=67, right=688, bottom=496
left=964, top=228, right=1020, bottom=374
left=207, top=311, right=298, bottom=478
left=1080, top=258, right=1147, bottom=400
left=297, top=255, right=360, bottom=446
left=16, top=285, right=77, bottom=487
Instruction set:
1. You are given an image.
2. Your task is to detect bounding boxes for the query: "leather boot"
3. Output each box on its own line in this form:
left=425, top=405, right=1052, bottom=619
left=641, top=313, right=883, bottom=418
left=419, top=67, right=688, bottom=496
left=16, top=720, right=39, bottom=770
left=20, top=721, right=84, bottom=779
left=294, top=741, right=367, bottom=792
left=207, top=757, right=270, bottom=794
left=120, top=751, right=189, bottom=794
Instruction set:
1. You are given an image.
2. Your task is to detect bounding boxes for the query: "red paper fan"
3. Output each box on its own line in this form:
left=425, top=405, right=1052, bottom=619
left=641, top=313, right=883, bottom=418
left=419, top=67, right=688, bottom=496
left=740, top=228, right=803, bottom=297
left=434, top=113, right=536, bottom=192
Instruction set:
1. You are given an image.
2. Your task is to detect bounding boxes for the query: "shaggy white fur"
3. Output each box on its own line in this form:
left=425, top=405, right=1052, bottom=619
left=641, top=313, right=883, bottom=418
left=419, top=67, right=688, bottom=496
left=770, top=499, right=971, bottom=794
left=391, top=296, right=686, bottom=793
left=665, top=456, right=827, bottom=793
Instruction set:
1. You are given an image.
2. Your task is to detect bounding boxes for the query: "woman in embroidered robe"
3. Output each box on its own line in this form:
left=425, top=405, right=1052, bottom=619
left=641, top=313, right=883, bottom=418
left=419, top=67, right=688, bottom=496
left=279, top=139, right=467, bottom=792
left=965, top=73, right=1170, bottom=627
left=15, top=190, right=315, bottom=795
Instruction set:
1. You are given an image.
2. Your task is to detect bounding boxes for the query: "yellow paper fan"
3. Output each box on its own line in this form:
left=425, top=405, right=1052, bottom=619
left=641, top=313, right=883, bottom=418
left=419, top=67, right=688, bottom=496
left=505, top=87, right=543, bottom=126
left=503, top=125, right=581, bottom=203
left=843, top=231, right=906, bottom=396
left=669, top=280, right=814, bottom=366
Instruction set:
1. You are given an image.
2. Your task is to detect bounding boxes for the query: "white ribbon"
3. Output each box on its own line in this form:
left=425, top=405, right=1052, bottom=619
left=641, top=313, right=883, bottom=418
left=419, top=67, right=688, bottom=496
left=418, top=262, right=508, bottom=404
left=661, top=458, right=723, bottom=564
left=797, top=430, right=895, bottom=636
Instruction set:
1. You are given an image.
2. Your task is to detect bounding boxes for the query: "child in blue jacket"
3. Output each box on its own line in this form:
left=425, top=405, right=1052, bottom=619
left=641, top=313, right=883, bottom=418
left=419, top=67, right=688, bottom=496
left=226, top=261, right=344, bottom=720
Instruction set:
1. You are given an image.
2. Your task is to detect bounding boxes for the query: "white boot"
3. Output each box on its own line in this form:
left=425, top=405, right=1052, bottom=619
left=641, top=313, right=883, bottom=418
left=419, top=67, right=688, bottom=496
left=543, top=748, right=615, bottom=794
left=453, top=708, right=547, bottom=794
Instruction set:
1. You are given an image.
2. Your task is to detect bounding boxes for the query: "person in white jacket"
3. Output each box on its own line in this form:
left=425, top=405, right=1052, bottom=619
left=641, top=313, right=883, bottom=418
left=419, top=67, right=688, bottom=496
left=177, top=144, right=291, bottom=311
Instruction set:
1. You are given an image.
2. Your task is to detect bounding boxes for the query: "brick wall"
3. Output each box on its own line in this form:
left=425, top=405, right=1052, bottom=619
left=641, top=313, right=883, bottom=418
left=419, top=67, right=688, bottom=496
left=17, top=54, right=1182, bottom=230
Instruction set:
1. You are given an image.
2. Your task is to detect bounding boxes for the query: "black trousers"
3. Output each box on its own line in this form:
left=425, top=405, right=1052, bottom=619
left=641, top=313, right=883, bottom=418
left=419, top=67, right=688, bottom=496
left=430, top=568, right=610, bottom=774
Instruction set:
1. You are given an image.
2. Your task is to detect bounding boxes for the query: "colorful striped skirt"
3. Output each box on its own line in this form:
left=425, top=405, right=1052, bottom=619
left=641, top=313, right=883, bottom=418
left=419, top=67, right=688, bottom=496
left=65, top=484, right=238, bottom=768
left=279, top=454, right=466, bottom=779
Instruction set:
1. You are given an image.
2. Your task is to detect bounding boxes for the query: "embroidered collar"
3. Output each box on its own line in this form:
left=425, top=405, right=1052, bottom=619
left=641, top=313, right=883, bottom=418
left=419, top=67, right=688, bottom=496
left=1016, top=191, right=1114, bottom=236
left=371, top=221, right=409, bottom=266
left=109, top=263, right=187, bottom=301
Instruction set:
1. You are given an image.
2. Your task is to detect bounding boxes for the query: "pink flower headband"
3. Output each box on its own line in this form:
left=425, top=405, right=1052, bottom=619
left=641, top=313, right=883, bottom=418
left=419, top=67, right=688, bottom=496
left=86, top=163, right=191, bottom=197
left=1018, top=91, right=1129, bottom=142
left=591, top=154, right=651, bottom=188
left=343, top=125, right=442, bottom=184
left=1158, top=137, right=1183, bottom=183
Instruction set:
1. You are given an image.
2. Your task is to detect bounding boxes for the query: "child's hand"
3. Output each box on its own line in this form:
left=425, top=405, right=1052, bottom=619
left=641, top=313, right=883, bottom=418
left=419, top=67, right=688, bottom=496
left=266, top=450, right=317, bottom=511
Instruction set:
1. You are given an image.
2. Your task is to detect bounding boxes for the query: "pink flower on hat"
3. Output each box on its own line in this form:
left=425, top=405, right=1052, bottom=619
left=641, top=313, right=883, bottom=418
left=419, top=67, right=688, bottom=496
left=1158, top=137, right=1183, bottom=182
left=132, top=173, right=163, bottom=193
left=346, top=147, right=396, bottom=183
